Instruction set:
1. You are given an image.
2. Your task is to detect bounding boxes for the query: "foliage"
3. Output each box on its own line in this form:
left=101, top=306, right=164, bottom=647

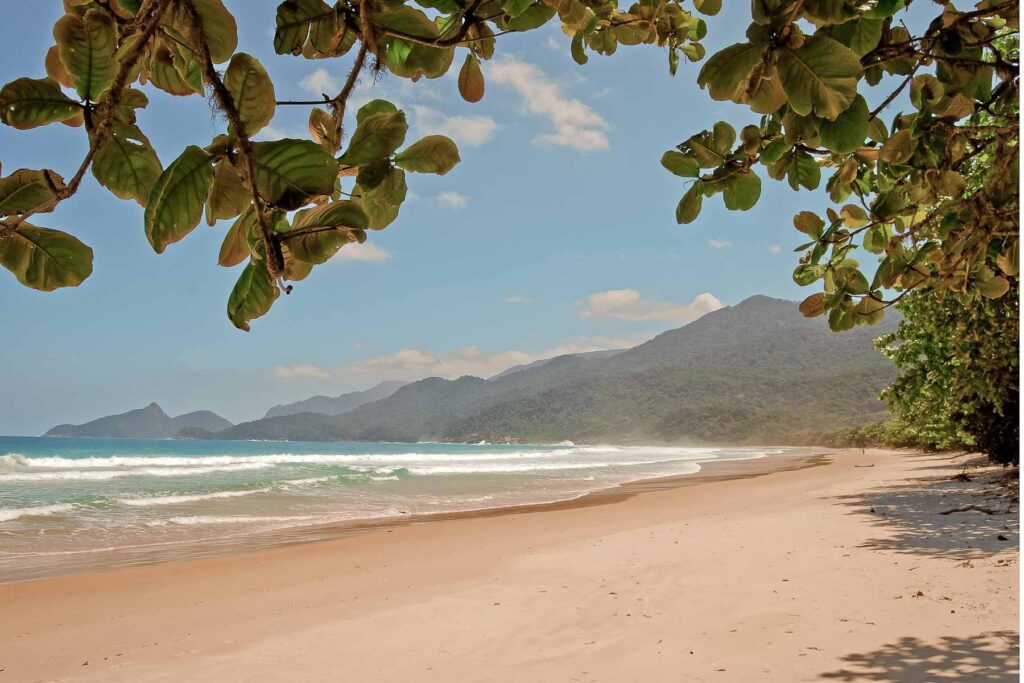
left=665, top=2, right=1019, bottom=332
left=876, top=283, right=1019, bottom=464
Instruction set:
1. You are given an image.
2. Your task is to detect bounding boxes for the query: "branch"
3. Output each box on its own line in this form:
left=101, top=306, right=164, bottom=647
left=180, top=0, right=283, bottom=278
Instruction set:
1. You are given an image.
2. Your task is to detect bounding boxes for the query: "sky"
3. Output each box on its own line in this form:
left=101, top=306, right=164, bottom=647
left=0, top=2, right=897, bottom=434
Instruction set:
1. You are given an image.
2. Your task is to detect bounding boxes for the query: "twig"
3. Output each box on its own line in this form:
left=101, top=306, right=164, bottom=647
left=939, top=505, right=998, bottom=515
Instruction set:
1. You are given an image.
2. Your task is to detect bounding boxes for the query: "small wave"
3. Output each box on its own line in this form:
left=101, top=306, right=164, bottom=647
left=0, top=462, right=274, bottom=482
left=116, top=488, right=272, bottom=507
left=406, top=458, right=687, bottom=475
left=0, top=503, right=74, bottom=522
left=167, top=515, right=318, bottom=526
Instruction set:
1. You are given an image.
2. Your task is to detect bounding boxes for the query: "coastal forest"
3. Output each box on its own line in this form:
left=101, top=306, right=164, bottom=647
left=1, top=0, right=1018, bottom=462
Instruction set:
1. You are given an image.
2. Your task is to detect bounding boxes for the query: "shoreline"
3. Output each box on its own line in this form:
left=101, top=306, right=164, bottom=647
left=1, top=448, right=1017, bottom=681
left=0, top=447, right=821, bottom=585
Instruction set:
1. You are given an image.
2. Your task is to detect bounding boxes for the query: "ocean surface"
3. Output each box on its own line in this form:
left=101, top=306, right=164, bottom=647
left=0, top=436, right=796, bottom=582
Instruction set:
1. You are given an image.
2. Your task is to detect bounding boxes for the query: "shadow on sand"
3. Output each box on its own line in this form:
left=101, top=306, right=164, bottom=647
left=833, top=453, right=1019, bottom=560
left=819, top=631, right=1020, bottom=681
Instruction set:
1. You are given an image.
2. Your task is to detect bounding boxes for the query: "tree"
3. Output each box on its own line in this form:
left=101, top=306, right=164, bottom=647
left=877, top=282, right=1019, bottom=464
left=0, top=0, right=1017, bottom=334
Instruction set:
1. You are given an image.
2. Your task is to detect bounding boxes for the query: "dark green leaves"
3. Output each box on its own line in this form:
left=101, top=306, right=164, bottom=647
left=252, top=139, right=339, bottom=210
left=54, top=9, right=117, bottom=101
left=145, top=146, right=214, bottom=253
left=227, top=260, right=278, bottom=331
left=675, top=184, right=703, bottom=224
left=819, top=94, right=868, bottom=153
left=92, top=123, right=163, bottom=206
left=0, top=169, right=64, bottom=215
left=338, top=111, right=409, bottom=167
left=224, top=53, right=276, bottom=136
left=274, top=0, right=332, bottom=55
left=777, top=35, right=862, bottom=120
left=0, top=224, right=93, bottom=290
left=356, top=167, right=408, bottom=229
left=281, top=201, right=369, bottom=264
left=394, top=136, right=461, bottom=175
left=0, top=78, right=80, bottom=129
left=722, top=170, right=761, bottom=211
left=661, top=151, right=699, bottom=178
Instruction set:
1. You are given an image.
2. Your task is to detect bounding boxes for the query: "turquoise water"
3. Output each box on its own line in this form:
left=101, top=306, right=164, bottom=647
left=0, top=436, right=792, bottom=581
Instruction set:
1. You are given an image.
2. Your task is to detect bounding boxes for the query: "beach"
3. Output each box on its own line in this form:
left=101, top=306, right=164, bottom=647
left=0, top=448, right=1017, bottom=682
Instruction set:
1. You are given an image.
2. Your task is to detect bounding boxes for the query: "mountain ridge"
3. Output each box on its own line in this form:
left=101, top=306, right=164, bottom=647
left=44, top=403, right=233, bottom=439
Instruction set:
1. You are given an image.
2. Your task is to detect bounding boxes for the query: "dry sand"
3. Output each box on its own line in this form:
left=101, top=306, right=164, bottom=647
left=0, top=448, right=1018, bottom=682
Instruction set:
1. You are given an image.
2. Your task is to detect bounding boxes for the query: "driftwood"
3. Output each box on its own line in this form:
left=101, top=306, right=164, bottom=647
left=938, top=505, right=998, bottom=516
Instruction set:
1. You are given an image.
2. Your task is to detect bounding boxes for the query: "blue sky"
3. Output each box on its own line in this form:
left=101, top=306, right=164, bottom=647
left=1, top=2, right=863, bottom=434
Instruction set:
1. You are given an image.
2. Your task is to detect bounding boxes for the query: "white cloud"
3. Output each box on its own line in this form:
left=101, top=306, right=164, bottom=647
left=437, top=191, right=469, bottom=210
left=334, top=242, right=392, bottom=262
left=769, top=244, right=782, bottom=254
left=300, top=67, right=340, bottom=97
left=546, top=36, right=561, bottom=50
left=707, top=238, right=733, bottom=249
left=505, top=295, right=534, bottom=304
left=487, top=58, right=609, bottom=151
left=275, top=334, right=651, bottom=384
left=579, top=290, right=722, bottom=325
left=273, top=364, right=331, bottom=381
left=414, top=105, right=497, bottom=148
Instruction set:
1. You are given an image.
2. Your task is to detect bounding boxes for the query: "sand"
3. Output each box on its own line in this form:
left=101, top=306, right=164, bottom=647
left=0, top=448, right=1018, bottom=682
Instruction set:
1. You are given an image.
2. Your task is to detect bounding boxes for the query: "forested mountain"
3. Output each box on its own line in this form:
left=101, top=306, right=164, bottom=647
left=263, top=381, right=409, bottom=419
left=215, top=296, right=898, bottom=444
left=44, top=404, right=233, bottom=439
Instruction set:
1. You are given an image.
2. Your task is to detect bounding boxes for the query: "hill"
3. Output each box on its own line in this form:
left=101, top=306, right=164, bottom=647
left=215, top=295, right=898, bottom=444
left=44, top=403, right=233, bottom=439
left=263, top=381, right=409, bottom=419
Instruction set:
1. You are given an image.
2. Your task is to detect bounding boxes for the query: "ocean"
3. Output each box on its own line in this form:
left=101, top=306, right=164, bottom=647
left=0, top=436, right=796, bottom=582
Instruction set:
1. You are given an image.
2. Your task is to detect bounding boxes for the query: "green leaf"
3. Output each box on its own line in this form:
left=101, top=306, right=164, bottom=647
left=274, top=0, right=331, bottom=55
left=828, top=17, right=882, bottom=56
left=218, top=208, right=255, bottom=267
left=661, top=151, right=700, bottom=178
left=776, top=35, right=862, bottom=120
left=697, top=42, right=762, bottom=104
left=282, top=201, right=369, bottom=264
left=338, top=111, right=409, bottom=167
left=186, top=0, right=238, bottom=63
left=144, top=145, right=214, bottom=253
left=828, top=305, right=856, bottom=331
left=863, top=223, right=889, bottom=254
left=92, top=123, right=163, bottom=207
left=500, top=0, right=534, bottom=19
left=0, top=223, right=93, bottom=291
left=839, top=203, right=868, bottom=227
left=793, top=263, right=825, bottom=286
left=571, top=31, right=588, bottom=65
left=356, top=99, right=399, bottom=124
left=251, top=139, right=340, bottom=210
left=0, top=169, right=64, bottom=216
left=879, top=129, right=915, bottom=164
left=676, top=184, right=703, bottom=224
left=819, top=94, right=868, bottom=154
left=976, top=275, right=1010, bottom=299
left=227, top=260, right=278, bottom=331
left=507, top=4, right=557, bottom=30
left=224, top=53, right=276, bottom=136
left=458, top=53, right=485, bottom=103
left=799, top=292, right=827, bottom=317
left=787, top=150, right=821, bottom=190
left=355, top=167, right=408, bottom=229
left=0, top=77, right=80, bottom=130
left=205, top=159, right=249, bottom=225
left=793, top=211, right=824, bottom=238
left=54, top=9, right=117, bottom=100
left=394, top=135, right=461, bottom=175
left=722, top=170, right=761, bottom=211
left=694, top=0, right=722, bottom=15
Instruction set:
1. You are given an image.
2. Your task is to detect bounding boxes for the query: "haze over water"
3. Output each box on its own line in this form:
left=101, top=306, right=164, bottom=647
left=0, top=436, right=797, bottom=582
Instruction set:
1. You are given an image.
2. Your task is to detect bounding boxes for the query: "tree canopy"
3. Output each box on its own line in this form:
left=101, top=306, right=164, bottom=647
left=0, top=0, right=1017, bottom=333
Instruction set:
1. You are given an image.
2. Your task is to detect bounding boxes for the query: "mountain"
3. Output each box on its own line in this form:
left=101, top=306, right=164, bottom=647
left=215, top=295, right=899, bottom=445
left=489, top=349, right=625, bottom=380
left=44, top=403, right=233, bottom=439
left=263, top=381, right=410, bottom=419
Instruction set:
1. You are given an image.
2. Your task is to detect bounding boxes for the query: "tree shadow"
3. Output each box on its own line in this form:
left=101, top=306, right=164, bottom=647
left=834, top=455, right=1019, bottom=559
left=820, top=631, right=1020, bottom=681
